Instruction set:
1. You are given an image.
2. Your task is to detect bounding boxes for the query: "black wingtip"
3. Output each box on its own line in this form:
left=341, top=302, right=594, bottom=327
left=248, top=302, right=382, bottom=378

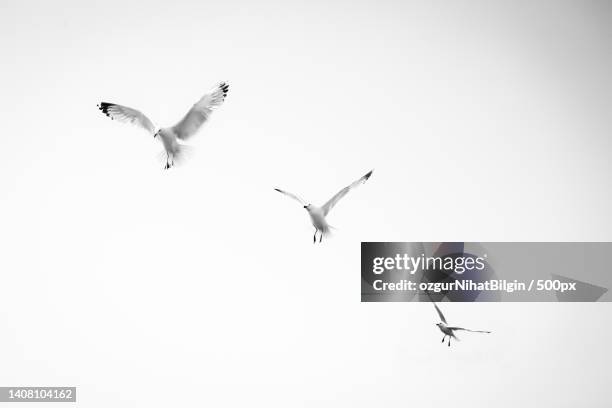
left=274, top=188, right=281, bottom=192
left=97, top=102, right=114, bottom=117
left=364, top=170, right=373, bottom=180
left=219, top=82, right=229, bottom=97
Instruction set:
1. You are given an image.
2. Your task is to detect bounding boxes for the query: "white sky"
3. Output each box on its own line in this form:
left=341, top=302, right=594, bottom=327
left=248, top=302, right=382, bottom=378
left=0, top=0, right=611, bottom=406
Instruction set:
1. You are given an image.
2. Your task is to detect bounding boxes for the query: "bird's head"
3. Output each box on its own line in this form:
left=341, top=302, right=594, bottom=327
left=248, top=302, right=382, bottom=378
left=303, top=204, right=311, bottom=211
left=153, top=130, right=159, bottom=139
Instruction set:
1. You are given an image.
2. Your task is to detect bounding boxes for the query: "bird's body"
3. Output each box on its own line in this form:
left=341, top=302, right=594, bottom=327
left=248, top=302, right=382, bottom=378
left=158, top=128, right=179, bottom=153
left=157, top=128, right=180, bottom=160
left=98, top=82, right=229, bottom=169
left=275, top=170, right=373, bottom=243
left=306, top=206, right=332, bottom=237
left=156, top=127, right=193, bottom=168
left=427, top=292, right=491, bottom=347
left=436, top=322, right=456, bottom=338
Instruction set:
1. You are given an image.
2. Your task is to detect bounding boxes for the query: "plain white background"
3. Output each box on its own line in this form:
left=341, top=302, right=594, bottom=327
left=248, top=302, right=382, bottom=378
left=1, top=0, right=611, bottom=406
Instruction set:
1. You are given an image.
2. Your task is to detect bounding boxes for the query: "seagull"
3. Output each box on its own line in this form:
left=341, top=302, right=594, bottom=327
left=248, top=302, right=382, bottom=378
left=274, top=170, right=373, bottom=243
left=97, top=82, right=229, bottom=169
left=426, top=292, right=491, bottom=347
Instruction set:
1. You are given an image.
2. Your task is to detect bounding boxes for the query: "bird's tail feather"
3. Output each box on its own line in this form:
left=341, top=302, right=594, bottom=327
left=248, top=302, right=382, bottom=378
left=157, top=145, right=195, bottom=168
left=173, top=144, right=194, bottom=166
left=321, top=224, right=336, bottom=240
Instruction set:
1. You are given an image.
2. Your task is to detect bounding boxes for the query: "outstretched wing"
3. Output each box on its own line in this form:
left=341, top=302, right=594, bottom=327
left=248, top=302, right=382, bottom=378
left=171, top=82, right=229, bottom=140
left=274, top=188, right=307, bottom=206
left=321, top=170, right=373, bottom=216
left=97, top=102, right=156, bottom=135
left=426, top=291, right=447, bottom=324
left=432, top=301, right=447, bottom=324
left=448, top=327, right=491, bottom=333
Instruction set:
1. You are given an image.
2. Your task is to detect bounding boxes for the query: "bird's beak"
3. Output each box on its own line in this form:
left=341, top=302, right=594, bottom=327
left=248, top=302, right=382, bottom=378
left=303, top=205, right=307, bottom=209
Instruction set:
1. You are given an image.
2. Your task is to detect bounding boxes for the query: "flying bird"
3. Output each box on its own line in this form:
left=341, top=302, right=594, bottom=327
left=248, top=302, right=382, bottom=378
left=426, top=292, right=491, bottom=347
left=97, top=82, right=229, bottom=169
left=274, top=170, right=373, bottom=243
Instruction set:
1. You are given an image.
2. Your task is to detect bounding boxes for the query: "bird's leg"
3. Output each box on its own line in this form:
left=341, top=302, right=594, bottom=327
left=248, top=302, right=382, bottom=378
left=313, top=229, right=318, bottom=244
left=448, top=338, right=451, bottom=347
left=165, top=153, right=170, bottom=170
left=319, top=232, right=323, bottom=243
left=441, top=335, right=446, bottom=343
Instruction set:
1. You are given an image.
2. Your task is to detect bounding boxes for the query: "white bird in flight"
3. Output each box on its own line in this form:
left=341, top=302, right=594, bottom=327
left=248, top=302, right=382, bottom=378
left=274, top=170, right=373, bottom=243
left=97, top=82, right=229, bottom=169
left=427, top=292, right=491, bottom=347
